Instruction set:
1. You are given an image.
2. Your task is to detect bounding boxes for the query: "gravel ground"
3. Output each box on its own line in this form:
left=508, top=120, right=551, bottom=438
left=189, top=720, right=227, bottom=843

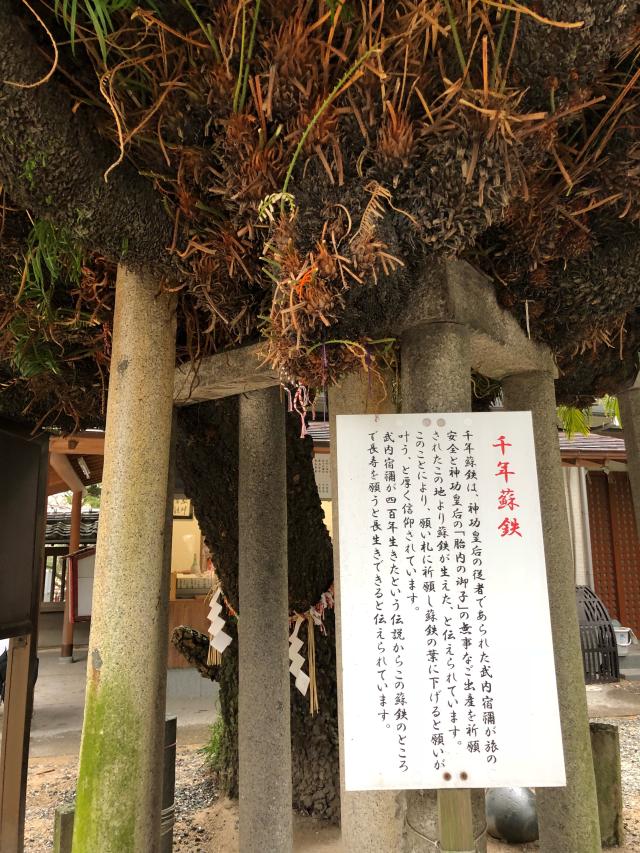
left=172, top=749, right=218, bottom=852
left=22, top=716, right=640, bottom=851
left=23, top=747, right=218, bottom=852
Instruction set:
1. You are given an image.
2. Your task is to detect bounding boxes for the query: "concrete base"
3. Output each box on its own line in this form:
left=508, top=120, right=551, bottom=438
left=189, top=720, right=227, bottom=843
left=586, top=682, right=640, bottom=717
left=621, top=670, right=640, bottom=681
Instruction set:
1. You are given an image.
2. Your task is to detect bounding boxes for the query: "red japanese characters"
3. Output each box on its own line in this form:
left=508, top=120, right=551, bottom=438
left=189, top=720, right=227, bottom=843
left=493, top=435, right=523, bottom=539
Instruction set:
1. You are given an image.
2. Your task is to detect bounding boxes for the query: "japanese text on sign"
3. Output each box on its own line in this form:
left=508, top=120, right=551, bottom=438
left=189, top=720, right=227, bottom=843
left=337, top=412, right=565, bottom=791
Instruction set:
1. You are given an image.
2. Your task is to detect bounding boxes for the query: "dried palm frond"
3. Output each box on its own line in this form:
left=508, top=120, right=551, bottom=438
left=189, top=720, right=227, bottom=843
left=6, top=0, right=640, bottom=426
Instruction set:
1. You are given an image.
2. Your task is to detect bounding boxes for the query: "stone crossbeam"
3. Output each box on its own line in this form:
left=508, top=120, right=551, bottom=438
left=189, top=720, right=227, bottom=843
left=174, top=344, right=279, bottom=405
left=390, top=259, right=556, bottom=380
left=173, top=260, right=555, bottom=406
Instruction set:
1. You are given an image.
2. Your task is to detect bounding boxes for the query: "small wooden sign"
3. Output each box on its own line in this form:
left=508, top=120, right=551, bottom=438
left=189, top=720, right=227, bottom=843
left=68, top=549, right=96, bottom=623
left=173, top=497, right=193, bottom=519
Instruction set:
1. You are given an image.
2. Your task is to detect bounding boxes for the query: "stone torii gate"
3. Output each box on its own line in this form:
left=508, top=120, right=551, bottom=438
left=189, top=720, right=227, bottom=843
left=328, top=261, right=601, bottom=853
left=71, top=261, right=602, bottom=853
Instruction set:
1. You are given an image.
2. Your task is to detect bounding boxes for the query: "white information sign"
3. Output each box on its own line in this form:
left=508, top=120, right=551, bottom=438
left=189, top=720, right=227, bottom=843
left=336, top=412, right=565, bottom=791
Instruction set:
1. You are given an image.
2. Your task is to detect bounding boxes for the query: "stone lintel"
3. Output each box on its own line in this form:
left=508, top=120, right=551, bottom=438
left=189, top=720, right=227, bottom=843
left=174, top=343, right=279, bottom=405
left=173, top=261, right=556, bottom=405
left=392, top=260, right=557, bottom=380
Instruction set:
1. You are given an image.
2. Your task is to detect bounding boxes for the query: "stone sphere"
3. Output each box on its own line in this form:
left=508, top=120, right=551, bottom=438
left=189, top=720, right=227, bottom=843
left=486, top=787, right=539, bottom=844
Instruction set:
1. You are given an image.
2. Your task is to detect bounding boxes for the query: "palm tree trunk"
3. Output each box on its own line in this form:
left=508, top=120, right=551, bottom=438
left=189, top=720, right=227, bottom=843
left=176, top=397, right=340, bottom=821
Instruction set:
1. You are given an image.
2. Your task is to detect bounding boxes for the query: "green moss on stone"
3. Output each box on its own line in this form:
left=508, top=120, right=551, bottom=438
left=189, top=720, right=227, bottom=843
left=72, top=674, right=144, bottom=852
left=20, top=153, right=46, bottom=188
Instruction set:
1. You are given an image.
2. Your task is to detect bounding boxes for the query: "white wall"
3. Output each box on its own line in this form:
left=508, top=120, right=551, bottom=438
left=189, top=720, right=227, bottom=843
left=171, top=514, right=203, bottom=573
left=321, top=500, right=333, bottom=539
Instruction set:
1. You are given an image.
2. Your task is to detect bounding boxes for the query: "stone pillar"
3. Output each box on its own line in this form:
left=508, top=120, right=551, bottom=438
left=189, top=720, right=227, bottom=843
left=401, top=322, right=471, bottom=413
left=502, top=371, right=601, bottom=853
left=618, top=388, right=640, bottom=535
left=60, top=489, right=81, bottom=661
left=53, top=806, right=75, bottom=853
left=72, top=266, right=176, bottom=853
left=238, top=387, right=292, bottom=853
left=329, top=371, right=405, bottom=853
left=590, top=723, right=624, bottom=848
left=400, top=322, right=486, bottom=853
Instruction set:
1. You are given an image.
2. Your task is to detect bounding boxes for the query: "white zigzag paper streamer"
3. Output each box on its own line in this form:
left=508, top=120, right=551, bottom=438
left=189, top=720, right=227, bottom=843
left=208, top=589, right=232, bottom=654
left=288, top=615, right=310, bottom=696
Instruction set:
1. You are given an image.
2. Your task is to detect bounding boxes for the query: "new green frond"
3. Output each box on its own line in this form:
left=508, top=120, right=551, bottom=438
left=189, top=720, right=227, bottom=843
left=557, top=405, right=592, bottom=439
left=602, top=394, right=621, bottom=424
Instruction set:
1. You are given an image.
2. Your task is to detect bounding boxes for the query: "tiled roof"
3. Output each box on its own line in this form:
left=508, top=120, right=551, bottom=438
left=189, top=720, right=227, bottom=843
left=559, top=432, right=626, bottom=456
left=45, top=512, right=99, bottom=545
left=307, top=420, right=330, bottom=444
left=309, top=422, right=627, bottom=458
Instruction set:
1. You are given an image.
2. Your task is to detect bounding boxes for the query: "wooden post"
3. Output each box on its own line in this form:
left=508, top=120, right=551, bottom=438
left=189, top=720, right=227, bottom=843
left=60, top=489, right=82, bottom=661
left=72, top=266, right=176, bottom=853
left=400, top=322, right=486, bottom=853
left=0, top=636, right=36, bottom=853
left=606, top=475, right=630, bottom=627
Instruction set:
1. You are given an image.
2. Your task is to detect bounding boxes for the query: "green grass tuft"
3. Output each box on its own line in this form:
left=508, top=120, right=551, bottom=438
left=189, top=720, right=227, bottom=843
left=9, top=220, right=86, bottom=378
left=54, top=0, right=140, bottom=62
left=200, top=717, right=225, bottom=773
